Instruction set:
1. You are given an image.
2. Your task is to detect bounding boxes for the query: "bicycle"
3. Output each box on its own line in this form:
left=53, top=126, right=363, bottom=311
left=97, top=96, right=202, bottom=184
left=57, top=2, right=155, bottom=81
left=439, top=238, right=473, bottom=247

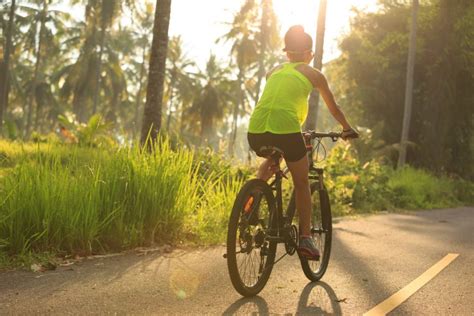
left=225, top=131, right=346, bottom=297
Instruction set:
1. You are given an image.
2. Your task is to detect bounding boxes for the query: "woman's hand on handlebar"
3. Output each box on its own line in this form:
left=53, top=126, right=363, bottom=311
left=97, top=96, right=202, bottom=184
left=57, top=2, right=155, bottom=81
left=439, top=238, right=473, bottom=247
left=341, top=127, right=359, bottom=140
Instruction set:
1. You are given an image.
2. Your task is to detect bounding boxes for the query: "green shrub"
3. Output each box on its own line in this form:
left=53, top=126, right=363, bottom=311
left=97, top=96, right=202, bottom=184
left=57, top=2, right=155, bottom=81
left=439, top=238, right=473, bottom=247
left=388, top=167, right=461, bottom=209
left=452, top=178, right=474, bottom=205
left=322, top=143, right=471, bottom=214
left=324, top=144, right=392, bottom=215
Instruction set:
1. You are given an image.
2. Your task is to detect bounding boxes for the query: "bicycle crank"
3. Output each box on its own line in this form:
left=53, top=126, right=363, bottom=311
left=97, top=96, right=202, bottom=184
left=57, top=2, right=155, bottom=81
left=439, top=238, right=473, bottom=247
left=284, top=224, right=299, bottom=255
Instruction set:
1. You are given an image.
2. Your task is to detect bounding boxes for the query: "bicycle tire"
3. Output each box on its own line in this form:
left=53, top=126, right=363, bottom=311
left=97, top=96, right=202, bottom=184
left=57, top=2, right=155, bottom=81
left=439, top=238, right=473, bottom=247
left=226, top=179, right=277, bottom=297
left=287, top=182, right=332, bottom=282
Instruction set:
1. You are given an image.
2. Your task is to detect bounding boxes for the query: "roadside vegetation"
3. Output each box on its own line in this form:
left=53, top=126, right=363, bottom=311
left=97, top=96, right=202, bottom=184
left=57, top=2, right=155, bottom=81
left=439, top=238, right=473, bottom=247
left=0, top=135, right=472, bottom=267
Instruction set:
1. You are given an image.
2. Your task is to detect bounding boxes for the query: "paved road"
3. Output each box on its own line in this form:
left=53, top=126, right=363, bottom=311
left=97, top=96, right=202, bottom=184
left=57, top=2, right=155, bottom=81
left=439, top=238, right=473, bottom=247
left=0, top=207, right=472, bottom=315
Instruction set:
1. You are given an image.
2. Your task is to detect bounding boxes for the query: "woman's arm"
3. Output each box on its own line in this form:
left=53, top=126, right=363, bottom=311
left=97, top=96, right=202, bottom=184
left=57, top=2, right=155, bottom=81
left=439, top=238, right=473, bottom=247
left=314, top=71, right=352, bottom=130
left=297, top=64, right=353, bottom=131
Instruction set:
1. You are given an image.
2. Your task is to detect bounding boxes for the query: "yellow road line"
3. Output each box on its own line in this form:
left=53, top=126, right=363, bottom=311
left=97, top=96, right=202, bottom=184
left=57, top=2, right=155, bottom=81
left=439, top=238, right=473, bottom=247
left=364, top=253, right=459, bottom=316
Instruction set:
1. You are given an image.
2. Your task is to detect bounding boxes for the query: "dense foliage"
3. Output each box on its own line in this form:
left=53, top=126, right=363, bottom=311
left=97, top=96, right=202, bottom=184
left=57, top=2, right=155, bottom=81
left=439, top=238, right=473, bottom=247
left=323, top=143, right=473, bottom=215
left=326, top=0, right=474, bottom=178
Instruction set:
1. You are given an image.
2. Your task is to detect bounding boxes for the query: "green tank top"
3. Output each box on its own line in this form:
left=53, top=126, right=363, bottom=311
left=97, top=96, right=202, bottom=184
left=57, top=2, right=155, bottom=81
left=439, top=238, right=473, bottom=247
left=248, top=62, right=313, bottom=134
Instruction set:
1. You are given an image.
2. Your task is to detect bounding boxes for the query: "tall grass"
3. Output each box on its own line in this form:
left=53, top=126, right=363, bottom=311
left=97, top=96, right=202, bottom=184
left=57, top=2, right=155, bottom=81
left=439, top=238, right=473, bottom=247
left=188, top=177, right=244, bottom=243
left=0, top=140, right=237, bottom=256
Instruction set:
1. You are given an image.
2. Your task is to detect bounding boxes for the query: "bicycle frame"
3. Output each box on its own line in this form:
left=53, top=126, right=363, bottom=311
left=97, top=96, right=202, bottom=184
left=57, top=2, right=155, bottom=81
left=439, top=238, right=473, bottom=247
left=266, top=132, right=337, bottom=241
left=266, top=156, right=287, bottom=242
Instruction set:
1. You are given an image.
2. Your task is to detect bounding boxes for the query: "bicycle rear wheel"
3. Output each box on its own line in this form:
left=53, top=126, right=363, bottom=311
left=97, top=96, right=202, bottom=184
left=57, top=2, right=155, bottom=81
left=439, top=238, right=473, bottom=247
left=226, top=179, right=277, bottom=297
left=287, top=182, right=332, bottom=282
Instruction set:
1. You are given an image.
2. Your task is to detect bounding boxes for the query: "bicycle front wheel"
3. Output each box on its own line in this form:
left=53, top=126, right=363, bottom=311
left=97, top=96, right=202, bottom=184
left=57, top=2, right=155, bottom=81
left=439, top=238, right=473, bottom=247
left=287, top=182, right=332, bottom=282
left=226, top=179, right=277, bottom=297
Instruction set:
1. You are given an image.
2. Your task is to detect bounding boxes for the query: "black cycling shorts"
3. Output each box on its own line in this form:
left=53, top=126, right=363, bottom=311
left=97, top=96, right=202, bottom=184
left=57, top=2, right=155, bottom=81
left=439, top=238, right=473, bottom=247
left=247, top=132, right=306, bottom=162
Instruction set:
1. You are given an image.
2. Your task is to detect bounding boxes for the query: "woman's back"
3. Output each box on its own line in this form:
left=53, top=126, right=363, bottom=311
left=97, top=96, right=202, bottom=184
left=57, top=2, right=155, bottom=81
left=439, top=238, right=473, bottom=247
left=248, top=62, right=313, bottom=135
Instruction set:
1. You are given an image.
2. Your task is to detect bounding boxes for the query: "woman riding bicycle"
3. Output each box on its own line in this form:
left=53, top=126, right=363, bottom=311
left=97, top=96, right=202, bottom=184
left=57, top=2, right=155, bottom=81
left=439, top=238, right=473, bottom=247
left=247, top=25, right=358, bottom=260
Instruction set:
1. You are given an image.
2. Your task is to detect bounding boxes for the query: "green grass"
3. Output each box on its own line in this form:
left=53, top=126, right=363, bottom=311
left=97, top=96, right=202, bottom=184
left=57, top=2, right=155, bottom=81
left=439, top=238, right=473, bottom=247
left=388, top=167, right=473, bottom=209
left=0, top=140, right=242, bottom=259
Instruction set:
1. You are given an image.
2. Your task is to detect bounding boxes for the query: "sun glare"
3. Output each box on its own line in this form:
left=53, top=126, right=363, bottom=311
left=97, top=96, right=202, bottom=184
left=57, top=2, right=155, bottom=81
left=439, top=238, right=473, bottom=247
left=273, top=0, right=379, bottom=60
left=167, top=0, right=381, bottom=67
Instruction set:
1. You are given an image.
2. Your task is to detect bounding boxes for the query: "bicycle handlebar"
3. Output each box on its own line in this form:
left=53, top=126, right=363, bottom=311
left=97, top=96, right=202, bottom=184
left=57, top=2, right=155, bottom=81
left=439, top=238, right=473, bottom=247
left=303, top=131, right=342, bottom=141
left=304, top=130, right=359, bottom=141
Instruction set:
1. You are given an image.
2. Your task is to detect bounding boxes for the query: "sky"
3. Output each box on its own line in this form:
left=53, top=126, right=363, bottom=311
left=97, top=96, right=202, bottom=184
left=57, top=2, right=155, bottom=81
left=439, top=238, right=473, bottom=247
left=169, top=0, right=380, bottom=68
left=59, top=0, right=380, bottom=68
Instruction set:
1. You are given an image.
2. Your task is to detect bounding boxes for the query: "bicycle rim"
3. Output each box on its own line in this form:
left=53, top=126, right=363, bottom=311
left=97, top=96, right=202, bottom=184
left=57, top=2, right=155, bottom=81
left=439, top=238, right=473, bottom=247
left=226, top=179, right=277, bottom=297
left=300, top=183, right=332, bottom=281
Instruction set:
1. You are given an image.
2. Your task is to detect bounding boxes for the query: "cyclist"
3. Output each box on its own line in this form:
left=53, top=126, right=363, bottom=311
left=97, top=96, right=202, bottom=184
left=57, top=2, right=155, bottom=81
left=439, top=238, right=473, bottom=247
left=247, top=25, right=358, bottom=260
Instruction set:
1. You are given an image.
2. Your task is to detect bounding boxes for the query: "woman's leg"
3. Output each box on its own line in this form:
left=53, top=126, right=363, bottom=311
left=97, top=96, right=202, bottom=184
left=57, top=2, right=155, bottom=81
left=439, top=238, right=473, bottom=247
left=257, top=157, right=275, bottom=181
left=286, top=155, right=312, bottom=236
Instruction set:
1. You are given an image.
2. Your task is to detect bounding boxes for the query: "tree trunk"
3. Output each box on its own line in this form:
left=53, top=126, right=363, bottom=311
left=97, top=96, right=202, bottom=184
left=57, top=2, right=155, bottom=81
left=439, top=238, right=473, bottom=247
left=140, top=0, right=172, bottom=146
left=0, top=0, right=16, bottom=132
left=34, top=85, right=42, bottom=132
left=25, top=0, right=48, bottom=138
left=200, top=109, right=213, bottom=148
left=92, top=17, right=107, bottom=115
left=304, top=0, right=327, bottom=131
left=73, top=87, right=87, bottom=123
left=133, top=42, right=148, bottom=140
left=397, top=0, right=419, bottom=168
left=229, top=71, right=244, bottom=157
left=106, top=91, right=119, bottom=122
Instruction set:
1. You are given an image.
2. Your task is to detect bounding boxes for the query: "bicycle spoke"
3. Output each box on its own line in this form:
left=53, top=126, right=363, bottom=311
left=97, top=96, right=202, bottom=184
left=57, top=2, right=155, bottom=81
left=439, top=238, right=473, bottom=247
left=227, top=180, right=277, bottom=295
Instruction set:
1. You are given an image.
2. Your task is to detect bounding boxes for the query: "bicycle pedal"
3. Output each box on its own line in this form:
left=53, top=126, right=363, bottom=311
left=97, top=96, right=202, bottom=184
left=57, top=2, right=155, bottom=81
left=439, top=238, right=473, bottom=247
left=297, top=251, right=320, bottom=261
left=307, top=256, right=320, bottom=261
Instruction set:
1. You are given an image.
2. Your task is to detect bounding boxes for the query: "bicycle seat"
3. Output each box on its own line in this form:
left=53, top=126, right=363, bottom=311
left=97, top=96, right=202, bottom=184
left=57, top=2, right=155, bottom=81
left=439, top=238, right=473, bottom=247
left=257, top=146, right=284, bottom=160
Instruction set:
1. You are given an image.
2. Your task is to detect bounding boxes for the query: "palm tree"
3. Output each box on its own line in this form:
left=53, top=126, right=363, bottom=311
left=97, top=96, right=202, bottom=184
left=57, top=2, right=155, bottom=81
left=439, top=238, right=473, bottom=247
left=62, top=0, right=100, bottom=122
left=230, top=37, right=258, bottom=156
left=59, top=0, right=127, bottom=124
left=17, top=1, right=73, bottom=135
left=0, top=0, right=16, bottom=132
left=220, top=0, right=260, bottom=156
left=164, top=36, right=196, bottom=132
left=91, top=0, right=121, bottom=115
left=252, top=0, right=280, bottom=106
left=220, top=0, right=280, bottom=156
left=140, top=0, right=172, bottom=145
left=130, top=1, right=154, bottom=139
left=184, top=54, right=230, bottom=149
left=101, top=42, right=128, bottom=123
left=58, top=0, right=115, bottom=122
left=24, top=0, right=50, bottom=137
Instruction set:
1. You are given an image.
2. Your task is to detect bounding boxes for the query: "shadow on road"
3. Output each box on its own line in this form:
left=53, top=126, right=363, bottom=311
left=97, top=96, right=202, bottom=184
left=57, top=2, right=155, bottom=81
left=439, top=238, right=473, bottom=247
left=296, top=281, right=342, bottom=315
left=222, top=295, right=269, bottom=315
left=333, top=227, right=370, bottom=238
left=222, top=281, right=342, bottom=315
